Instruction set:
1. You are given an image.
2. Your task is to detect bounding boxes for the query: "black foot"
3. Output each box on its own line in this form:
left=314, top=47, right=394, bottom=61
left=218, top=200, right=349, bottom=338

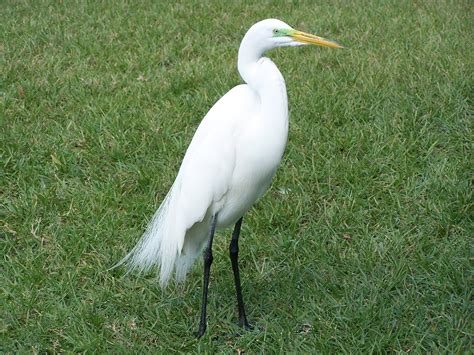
left=210, top=322, right=258, bottom=340
left=239, top=319, right=254, bottom=330
left=240, top=320, right=254, bottom=331
left=195, top=326, right=206, bottom=339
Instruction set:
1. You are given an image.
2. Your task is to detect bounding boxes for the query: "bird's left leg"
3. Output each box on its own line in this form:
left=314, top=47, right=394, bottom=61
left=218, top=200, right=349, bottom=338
left=229, top=216, right=252, bottom=330
left=195, top=214, right=218, bottom=338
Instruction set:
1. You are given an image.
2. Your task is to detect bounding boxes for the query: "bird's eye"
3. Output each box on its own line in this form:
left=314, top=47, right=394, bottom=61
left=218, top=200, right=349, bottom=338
left=273, top=29, right=279, bottom=34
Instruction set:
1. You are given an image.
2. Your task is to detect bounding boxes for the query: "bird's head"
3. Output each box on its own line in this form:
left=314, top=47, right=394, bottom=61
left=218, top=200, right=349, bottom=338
left=243, top=18, right=343, bottom=52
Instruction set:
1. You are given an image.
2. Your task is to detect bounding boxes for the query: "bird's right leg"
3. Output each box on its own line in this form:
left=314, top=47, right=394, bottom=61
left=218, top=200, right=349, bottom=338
left=195, top=214, right=218, bottom=338
left=229, top=216, right=252, bottom=330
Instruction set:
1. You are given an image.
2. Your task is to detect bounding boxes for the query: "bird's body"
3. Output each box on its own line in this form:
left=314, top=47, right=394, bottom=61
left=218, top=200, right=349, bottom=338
left=116, top=18, right=342, bottom=337
left=177, top=77, right=287, bottom=274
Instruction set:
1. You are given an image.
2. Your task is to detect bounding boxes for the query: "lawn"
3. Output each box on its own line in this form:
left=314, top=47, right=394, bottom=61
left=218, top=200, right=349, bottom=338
left=1, top=0, right=472, bottom=352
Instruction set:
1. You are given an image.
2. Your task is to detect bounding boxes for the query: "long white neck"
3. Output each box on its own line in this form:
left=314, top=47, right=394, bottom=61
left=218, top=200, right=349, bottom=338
left=237, top=36, right=288, bottom=126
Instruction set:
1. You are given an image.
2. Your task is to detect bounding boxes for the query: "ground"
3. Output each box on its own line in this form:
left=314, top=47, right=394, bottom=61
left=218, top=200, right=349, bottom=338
left=1, top=0, right=472, bottom=352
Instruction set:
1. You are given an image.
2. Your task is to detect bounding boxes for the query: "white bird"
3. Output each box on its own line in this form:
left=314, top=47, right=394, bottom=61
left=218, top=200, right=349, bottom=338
left=116, top=18, right=342, bottom=337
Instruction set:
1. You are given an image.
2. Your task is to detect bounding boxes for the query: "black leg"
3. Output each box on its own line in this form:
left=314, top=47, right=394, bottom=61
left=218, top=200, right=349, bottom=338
left=229, top=216, right=252, bottom=330
left=195, top=214, right=218, bottom=338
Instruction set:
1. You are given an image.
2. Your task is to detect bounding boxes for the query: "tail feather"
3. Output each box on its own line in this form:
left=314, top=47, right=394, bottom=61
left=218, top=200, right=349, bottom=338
left=113, top=183, right=213, bottom=287
left=113, top=184, right=182, bottom=287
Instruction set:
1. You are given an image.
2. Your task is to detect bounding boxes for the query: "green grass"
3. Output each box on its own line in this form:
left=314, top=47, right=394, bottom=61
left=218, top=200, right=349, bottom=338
left=1, top=0, right=472, bottom=352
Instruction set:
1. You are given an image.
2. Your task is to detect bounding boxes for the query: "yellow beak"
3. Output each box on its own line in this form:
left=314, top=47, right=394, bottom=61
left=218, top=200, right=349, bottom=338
left=291, top=30, right=343, bottom=49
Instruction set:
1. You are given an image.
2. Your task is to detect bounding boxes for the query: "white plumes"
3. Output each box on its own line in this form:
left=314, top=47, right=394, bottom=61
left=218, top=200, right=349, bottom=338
left=114, top=183, right=181, bottom=287
left=114, top=181, right=214, bottom=287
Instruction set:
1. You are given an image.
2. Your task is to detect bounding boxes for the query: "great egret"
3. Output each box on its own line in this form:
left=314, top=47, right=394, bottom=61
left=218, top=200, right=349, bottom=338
left=116, top=18, right=342, bottom=337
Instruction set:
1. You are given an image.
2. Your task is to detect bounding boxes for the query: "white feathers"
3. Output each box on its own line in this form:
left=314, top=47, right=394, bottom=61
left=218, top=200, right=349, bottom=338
left=114, top=183, right=180, bottom=287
